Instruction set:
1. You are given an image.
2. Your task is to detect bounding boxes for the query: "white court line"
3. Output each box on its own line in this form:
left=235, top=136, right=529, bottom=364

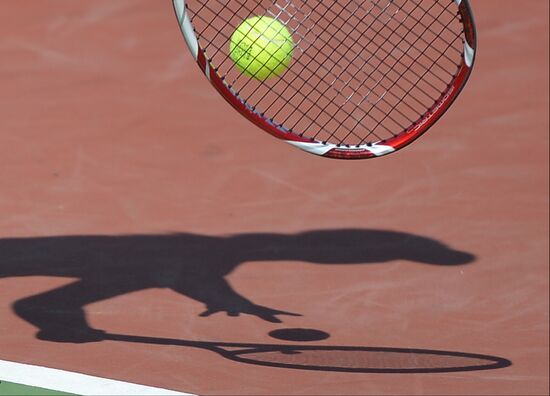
left=0, top=359, right=194, bottom=396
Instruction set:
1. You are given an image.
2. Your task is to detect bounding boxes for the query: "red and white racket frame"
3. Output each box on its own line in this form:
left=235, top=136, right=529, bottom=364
left=173, top=0, right=477, bottom=159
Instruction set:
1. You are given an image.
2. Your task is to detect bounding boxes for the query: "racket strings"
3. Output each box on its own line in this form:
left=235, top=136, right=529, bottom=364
left=274, top=1, right=408, bottom=129
left=299, top=0, right=428, bottom=143
left=193, top=1, right=299, bottom=88
left=257, top=0, right=413, bottom=141
left=304, top=0, right=459, bottom=107
left=268, top=0, right=417, bottom=142
left=339, top=0, right=463, bottom=144
left=199, top=0, right=457, bottom=111
left=279, top=0, right=443, bottom=143
left=358, top=26, right=462, bottom=144
left=266, top=0, right=313, bottom=52
left=390, top=2, right=462, bottom=76
left=194, top=0, right=387, bottom=139
left=203, top=0, right=454, bottom=139
left=186, top=0, right=466, bottom=146
left=307, top=0, right=459, bottom=114
left=280, top=0, right=415, bottom=143
left=263, top=0, right=396, bottom=142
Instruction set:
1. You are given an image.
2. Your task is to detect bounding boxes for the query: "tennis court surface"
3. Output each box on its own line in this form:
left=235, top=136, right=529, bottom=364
left=0, top=1, right=548, bottom=394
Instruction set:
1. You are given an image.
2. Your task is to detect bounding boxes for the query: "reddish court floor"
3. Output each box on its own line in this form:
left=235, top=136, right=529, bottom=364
left=0, top=1, right=548, bottom=395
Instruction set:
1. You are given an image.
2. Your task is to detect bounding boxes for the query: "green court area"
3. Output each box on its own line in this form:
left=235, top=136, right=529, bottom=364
left=0, top=381, right=73, bottom=396
left=0, top=359, right=188, bottom=396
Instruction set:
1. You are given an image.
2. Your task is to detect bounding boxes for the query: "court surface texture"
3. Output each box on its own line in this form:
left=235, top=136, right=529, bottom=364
left=0, top=1, right=548, bottom=395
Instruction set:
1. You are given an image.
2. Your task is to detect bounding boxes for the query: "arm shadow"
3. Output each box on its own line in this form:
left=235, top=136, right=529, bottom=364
left=0, top=228, right=475, bottom=342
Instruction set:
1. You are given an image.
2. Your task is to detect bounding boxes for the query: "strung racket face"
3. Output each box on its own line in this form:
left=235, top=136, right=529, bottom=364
left=173, top=0, right=477, bottom=159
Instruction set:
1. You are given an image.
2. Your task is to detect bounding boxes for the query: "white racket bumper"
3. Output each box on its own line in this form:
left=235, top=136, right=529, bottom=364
left=286, top=141, right=396, bottom=157
left=464, top=42, right=475, bottom=67
left=173, top=0, right=199, bottom=60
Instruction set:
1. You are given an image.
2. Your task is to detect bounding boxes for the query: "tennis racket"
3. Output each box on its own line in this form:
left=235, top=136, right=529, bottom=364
left=104, top=332, right=510, bottom=373
left=173, top=0, right=477, bottom=159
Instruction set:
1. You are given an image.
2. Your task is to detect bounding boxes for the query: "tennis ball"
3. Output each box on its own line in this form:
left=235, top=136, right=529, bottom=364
left=229, top=16, right=294, bottom=80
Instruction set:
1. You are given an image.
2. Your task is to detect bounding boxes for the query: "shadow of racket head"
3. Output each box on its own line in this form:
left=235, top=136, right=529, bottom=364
left=225, top=345, right=511, bottom=373
left=104, top=333, right=511, bottom=374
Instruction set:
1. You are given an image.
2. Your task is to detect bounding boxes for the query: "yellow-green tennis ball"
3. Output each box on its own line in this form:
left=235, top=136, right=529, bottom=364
left=229, top=16, right=294, bottom=80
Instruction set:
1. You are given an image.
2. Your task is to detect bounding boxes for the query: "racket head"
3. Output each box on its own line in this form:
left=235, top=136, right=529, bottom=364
left=173, top=0, right=477, bottom=159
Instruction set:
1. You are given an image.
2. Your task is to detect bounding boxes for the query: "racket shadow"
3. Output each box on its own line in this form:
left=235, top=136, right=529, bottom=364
left=104, top=332, right=512, bottom=374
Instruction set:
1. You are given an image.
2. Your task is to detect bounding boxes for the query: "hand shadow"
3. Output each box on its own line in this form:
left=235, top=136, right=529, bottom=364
left=0, top=229, right=475, bottom=343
